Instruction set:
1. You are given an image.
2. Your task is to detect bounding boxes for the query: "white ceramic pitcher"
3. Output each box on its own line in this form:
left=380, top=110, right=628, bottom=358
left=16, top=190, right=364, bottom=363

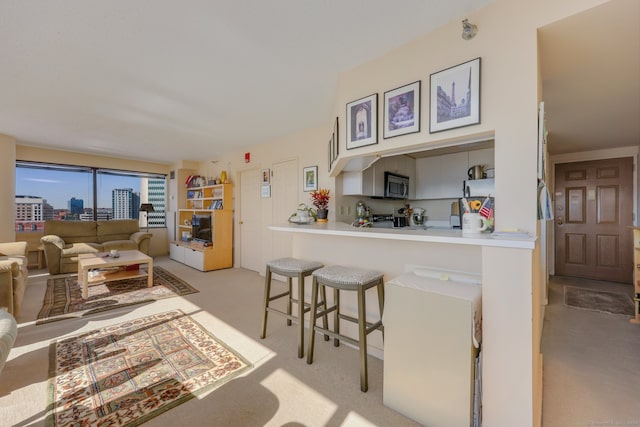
left=462, top=212, right=489, bottom=235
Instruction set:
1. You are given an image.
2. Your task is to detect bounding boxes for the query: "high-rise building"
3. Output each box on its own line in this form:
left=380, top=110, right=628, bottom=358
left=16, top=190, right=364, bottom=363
left=140, top=178, right=167, bottom=228
left=112, top=188, right=140, bottom=220
left=15, top=195, right=54, bottom=231
left=68, top=197, right=84, bottom=215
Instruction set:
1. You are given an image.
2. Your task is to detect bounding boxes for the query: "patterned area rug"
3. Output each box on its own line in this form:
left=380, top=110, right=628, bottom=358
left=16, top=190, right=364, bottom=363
left=564, top=286, right=634, bottom=316
left=46, top=310, right=252, bottom=427
left=37, top=267, right=199, bottom=324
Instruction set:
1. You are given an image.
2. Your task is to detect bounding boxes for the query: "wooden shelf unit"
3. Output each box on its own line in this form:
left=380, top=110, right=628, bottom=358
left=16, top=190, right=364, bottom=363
left=632, top=227, right=640, bottom=324
left=171, top=183, right=233, bottom=271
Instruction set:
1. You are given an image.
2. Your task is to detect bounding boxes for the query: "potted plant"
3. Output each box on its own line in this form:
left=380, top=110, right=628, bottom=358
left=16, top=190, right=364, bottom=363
left=289, top=203, right=317, bottom=223
left=310, top=188, right=330, bottom=222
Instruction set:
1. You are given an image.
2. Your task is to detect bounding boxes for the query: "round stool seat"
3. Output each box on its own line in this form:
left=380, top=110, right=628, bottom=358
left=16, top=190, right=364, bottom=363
left=313, top=265, right=384, bottom=290
left=267, top=257, right=324, bottom=275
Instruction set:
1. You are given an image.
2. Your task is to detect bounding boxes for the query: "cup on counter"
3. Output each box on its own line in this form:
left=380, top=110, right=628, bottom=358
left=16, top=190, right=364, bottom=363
left=462, top=212, right=489, bottom=235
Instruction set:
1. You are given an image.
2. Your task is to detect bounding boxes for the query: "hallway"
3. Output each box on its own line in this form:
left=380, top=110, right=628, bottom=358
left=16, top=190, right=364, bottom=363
left=541, top=275, right=640, bottom=426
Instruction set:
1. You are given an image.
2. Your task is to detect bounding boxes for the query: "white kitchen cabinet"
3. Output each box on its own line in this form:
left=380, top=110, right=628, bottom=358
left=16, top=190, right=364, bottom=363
left=415, top=151, right=468, bottom=199
left=343, top=158, right=385, bottom=197
left=468, top=148, right=495, bottom=175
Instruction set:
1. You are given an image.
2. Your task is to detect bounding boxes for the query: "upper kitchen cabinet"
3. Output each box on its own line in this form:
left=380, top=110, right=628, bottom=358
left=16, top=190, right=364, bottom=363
left=343, top=155, right=416, bottom=198
left=343, top=158, right=382, bottom=197
left=468, top=148, right=494, bottom=175
left=415, top=152, right=468, bottom=199
left=414, top=147, right=494, bottom=199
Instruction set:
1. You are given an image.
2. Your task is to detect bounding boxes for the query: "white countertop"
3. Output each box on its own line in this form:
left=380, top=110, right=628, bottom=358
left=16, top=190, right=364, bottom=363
left=270, top=221, right=536, bottom=249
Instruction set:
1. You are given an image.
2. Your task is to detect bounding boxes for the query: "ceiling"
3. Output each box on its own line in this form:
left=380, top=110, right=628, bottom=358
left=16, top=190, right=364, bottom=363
left=2, top=1, right=636, bottom=165
left=0, top=0, right=494, bottom=164
left=539, top=0, right=640, bottom=155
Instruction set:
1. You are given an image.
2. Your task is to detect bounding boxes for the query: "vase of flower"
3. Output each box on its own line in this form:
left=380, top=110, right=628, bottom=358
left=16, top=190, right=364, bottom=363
left=310, top=188, right=330, bottom=223
left=317, top=208, right=328, bottom=221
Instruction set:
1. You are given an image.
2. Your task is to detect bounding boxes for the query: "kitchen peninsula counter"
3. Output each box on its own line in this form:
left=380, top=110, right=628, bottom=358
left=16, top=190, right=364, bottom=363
left=270, top=220, right=542, bottom=427
left=269, top=221, right=535, bottom=249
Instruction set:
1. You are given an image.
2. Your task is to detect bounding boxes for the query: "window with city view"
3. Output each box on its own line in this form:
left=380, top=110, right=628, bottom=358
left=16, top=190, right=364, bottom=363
left=15, top=161, right=167, bottom=232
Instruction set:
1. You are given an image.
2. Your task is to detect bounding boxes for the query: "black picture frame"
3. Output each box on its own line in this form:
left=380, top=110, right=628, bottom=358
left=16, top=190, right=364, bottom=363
left=346, top=93, right=377, bottom=149
left=383, top=80, right=420, bottom=139
left=429, top=57, right=481, bottom=133
left=329, top=116, right=339, bottom=171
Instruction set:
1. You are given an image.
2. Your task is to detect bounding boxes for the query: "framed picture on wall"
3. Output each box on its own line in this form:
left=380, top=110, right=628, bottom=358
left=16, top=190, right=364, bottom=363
left=429, top=57, right=481, bottom=133
left=328, top=116, right=339, bottom=171
left=261, top=168, right=270, bottom=184
left=261, top=184, right=271, bottom=198
left=303, top=166, right=318, bottom=192
left=384, top=81, right=420, bottom=139
left=346, top=93, right=377, bottom=150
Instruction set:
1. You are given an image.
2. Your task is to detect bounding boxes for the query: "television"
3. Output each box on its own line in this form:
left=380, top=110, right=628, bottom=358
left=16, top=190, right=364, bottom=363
left=191, top=214, right=212, bottom=243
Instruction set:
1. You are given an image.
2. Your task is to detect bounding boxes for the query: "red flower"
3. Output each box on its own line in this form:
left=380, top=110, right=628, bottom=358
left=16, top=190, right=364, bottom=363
left=310, top=188, right=330, bottom=210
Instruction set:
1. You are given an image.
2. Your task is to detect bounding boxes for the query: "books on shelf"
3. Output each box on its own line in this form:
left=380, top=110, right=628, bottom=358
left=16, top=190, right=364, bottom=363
left=208, top=200, right=223, bottom=210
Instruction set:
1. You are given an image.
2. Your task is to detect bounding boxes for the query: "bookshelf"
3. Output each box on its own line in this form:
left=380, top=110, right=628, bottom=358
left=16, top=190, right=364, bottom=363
left=170, top=183, right=233, bottom=271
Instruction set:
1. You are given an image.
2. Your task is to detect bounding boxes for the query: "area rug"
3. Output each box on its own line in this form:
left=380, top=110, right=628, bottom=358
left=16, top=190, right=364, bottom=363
left=37, top=267, right=199, bottom=324
left=564, top=286, right=634, bottom=316
left=46, top=310, right=252, bottom=427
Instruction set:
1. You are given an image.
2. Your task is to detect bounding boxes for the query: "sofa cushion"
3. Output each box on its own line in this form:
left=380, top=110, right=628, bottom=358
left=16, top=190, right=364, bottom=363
left=44, top=221, right=97, bottom=244
left=102, top=240, right=139, bottom=252
left=0, top=309, right=18, bottom=375
left=61, top=243, right=102, bottom=257
left=96, top=220, right=140, bottom=244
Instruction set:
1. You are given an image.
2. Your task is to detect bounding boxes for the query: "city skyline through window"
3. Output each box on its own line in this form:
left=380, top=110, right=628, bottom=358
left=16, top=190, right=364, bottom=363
left=15, top=162, right=166, bottom=231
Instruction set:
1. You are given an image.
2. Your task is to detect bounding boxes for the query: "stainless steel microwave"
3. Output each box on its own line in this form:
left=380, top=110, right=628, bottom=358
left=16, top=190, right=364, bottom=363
left=384, top=172, right=409, bottom=199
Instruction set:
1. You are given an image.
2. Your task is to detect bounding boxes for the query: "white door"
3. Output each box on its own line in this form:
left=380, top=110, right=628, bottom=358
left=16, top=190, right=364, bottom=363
left=239, top=167, right=261, bottom=273
left=272, top=159, right=298, bottom=259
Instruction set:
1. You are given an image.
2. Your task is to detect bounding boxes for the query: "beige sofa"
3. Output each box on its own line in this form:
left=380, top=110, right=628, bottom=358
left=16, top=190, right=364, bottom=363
left=41, top=220, right=152, bottom=275
left=0, top=242, right=29, bottom=318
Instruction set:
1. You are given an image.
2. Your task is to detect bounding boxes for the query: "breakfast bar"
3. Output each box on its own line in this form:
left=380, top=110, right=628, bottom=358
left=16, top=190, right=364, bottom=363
left=270, top=221, right=542, bottom=426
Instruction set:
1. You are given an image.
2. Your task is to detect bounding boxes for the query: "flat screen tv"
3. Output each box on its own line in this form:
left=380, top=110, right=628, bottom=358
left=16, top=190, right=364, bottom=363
left=191, top=214, right=212, bottom=242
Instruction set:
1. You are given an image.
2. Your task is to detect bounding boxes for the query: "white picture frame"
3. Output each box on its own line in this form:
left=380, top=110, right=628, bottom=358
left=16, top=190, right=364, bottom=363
left=303, top=166, right=318, bottom=192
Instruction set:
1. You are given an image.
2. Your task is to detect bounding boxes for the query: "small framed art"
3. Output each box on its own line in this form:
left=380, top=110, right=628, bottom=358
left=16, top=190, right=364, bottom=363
left=346, top=93, right=377, bottom=150
left=384, top=81, right=420, bottom=139
left=303, top=166, right=318, bottom=192
left=261, top=184, right=271, bottom=198
left=429, top=57, right=481, bottom=133
left=328, top=116, right=339, bottom=171
left=262, top=168, right=270, bottom=184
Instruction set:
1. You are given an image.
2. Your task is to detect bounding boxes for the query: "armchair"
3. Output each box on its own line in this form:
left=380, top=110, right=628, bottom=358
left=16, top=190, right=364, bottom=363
left=0, top=242, right=29, bottom=318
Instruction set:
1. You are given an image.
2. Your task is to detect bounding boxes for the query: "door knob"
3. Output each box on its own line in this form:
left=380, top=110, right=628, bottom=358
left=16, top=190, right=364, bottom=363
left=556, top=217, right=564, bottom=225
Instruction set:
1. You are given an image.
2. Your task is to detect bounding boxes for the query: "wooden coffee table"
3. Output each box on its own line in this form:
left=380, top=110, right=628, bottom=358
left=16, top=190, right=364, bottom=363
left=77, top=250, right=153, bottom=299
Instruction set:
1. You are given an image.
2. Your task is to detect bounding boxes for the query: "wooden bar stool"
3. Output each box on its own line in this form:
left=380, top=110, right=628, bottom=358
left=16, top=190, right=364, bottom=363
left=260, top=257, right=327, bottom=358
left=306, top=265, right=385, bottom=392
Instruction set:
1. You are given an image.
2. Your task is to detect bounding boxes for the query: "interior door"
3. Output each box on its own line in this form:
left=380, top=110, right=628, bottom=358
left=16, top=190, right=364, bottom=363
left=239, top=167, right=261, bottom=273
left=554, top=157, right=633, bottom=283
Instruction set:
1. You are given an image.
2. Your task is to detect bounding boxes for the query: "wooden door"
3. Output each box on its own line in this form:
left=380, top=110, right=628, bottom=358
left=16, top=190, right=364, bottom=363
left=554, top=157, right=633, bottom=283
left=239, top=167, right=261, bottom=273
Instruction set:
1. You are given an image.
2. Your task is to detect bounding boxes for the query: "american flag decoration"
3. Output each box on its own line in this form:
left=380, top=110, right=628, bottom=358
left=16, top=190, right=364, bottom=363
left=479, top=196, right=493, bottom=219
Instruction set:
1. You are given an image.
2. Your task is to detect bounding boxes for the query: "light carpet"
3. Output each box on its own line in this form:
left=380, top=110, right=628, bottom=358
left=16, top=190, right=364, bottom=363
left=37, top=266, right=199, bottom=324
left=46, top=309, right=251, bottom=427
left=563, top=285, right=634, bottom=316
